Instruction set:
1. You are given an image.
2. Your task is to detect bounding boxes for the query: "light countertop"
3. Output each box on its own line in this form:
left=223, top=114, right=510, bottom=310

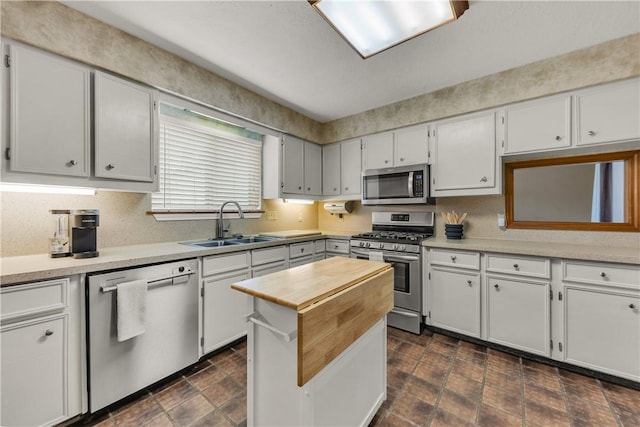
left=422, top=237, right=640, bottom=265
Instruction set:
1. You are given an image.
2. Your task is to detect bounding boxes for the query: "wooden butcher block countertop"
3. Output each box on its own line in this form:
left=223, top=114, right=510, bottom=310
left=231, top=256, right=391, bottom=311
left=232, top=257, right=394, bottom=386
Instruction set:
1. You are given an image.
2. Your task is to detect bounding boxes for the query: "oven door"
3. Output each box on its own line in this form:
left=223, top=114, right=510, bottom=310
left=350, top=248, right=421, bottom=312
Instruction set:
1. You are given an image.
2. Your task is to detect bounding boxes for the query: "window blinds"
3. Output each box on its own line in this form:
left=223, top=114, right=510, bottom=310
left=152, top=119, right=262, bottom=211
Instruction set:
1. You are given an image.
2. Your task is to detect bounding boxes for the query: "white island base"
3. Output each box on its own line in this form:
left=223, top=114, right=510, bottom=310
left=246, top=295, right=387, bottom=427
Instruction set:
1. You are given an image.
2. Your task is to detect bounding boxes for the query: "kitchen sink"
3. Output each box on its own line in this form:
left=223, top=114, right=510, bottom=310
left=180, top=236, right=280, bottom=248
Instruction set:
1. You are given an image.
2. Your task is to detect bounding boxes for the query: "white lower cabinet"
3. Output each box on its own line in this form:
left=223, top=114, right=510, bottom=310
left=428, top=267, right=481, bottom=338
left=486, top=276, right=550, bottom=356
left=251, top=245, right=288, bottom=278
left=0, top=277, right=83, bottom=427
left=325, top=238, right=350, bottom=258
left=560, top=260, right=640, bottom=382
left=202, top=251, right=251, bottom=354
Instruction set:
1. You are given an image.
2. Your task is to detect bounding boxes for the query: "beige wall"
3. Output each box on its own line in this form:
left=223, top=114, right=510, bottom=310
left=1, top=2, right=638, bottom=257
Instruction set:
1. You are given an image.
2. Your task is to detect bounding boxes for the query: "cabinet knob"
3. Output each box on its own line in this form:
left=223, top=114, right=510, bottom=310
left=400, top=157, right=405, bottom=162
left=513, top=264, right=519, bottom=269
left=68, top=160, right=77, bottom=166
left=301, top=248, right=305, bottom=253
left=333, top=188, right=337, bottom=191
left=494, top=284, right=500, bottom=290
left=555, top=136, right=562, bottom=141
left=307, top=187, right=311, bottom=191
left=45, top=329, right=54, bottom=336
left=344, top=187, right=349, bottom=191
left=298, top=186, right=302, bottom=190
left=480, top=176, right=488, bottom=182
left=600, top=272, right=606, bottom=277
left=629, top=304, right=636, bottom=309
left=384, top=160, right=389, bottom=164
left=467, top=280, right=472, bottom=286
left=106, top=164, right=115, bottom=170
left=588, top=130, right=596, bottom=136
left=451, top=256, right=457, bottom=261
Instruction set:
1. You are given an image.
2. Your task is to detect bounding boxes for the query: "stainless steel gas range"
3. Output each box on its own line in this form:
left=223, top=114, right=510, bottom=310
left=350, top=211, right=434, bottom=334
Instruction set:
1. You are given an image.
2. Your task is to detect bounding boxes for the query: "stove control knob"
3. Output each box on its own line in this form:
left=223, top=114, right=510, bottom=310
left=400, top=245, right=407, bottom=251
left=378, top=243, right=385, bottom=249
left=365, top=242, right=371, bottom=248
left=359, top=242, right=365, bottom=247
left=392, top=244, right=398, bottom=250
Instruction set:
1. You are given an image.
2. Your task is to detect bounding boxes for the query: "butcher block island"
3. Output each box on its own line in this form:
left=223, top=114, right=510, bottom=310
left=231, top=257, right=393, bottom=427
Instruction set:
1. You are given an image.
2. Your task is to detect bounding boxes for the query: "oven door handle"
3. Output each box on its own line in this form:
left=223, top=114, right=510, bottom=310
left=384, top=254, right=420, bottom=262
left=390, top=309, right=420, bottom=318
left=350, top=249, right=369, bottom=257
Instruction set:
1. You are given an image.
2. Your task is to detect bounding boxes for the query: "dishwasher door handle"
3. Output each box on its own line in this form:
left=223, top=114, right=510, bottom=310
left=100, top=270, right=195, bottom=293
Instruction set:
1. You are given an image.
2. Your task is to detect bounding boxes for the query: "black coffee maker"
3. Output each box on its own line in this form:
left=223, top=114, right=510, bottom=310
left=70, top=209, right=100, bottom=258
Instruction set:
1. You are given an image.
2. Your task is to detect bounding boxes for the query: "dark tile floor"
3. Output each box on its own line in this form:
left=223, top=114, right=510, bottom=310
left=77, top=327, right=640, bottom=427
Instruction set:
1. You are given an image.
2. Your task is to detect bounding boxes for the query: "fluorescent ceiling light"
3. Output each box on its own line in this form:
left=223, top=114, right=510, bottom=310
left=283, top=199, right=316, bottom=205
left=0, top=183, right=97, bottom=195
left=311, top=0, right=469, bottom=58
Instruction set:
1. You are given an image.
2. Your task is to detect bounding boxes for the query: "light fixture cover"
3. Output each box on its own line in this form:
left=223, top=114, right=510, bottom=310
left=311, top=0, right=469, bottom=58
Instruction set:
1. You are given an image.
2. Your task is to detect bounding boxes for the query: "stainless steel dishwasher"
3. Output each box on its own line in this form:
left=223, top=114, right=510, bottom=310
left=86, top=259, right=199, bottom=413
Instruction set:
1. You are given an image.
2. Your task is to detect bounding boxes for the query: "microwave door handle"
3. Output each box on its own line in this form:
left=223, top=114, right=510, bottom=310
left=408, top=171, right=414, bottom=197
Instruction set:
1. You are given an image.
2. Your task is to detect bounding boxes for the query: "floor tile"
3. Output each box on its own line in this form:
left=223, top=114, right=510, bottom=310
left=391, top=392, right=435, bottom=426
left=154, top=379, right=199, bottom=411
left=190, top=410, right=234, bottom=427
left=523, top=366, right=562, bottom=392
left=437, top=389, right=478, bottom=424
left=445, top=372, right=483, bottom=402
left=167, top=395, right=214, bottom=426
left=404, top=375, right=441, bottom=406
left=477, top=404, right=523, bottom=427
left=524, top=382, right=566, bottom=413
left=388, top=352, right=419, bottom=374
left=201, top=376, right=244, bottom=408
left=601, top=381, right=640, bottom=416
left=524, top=400, right=571, bottom=427
left=430, top=408, right=475, bottom=427
left=482, top=385, right=523, bottom=417
left=396, top=341, right=426, bottom=360
left=387, top=366, right=410, bottom=390
left=112, top=396, right=164, bottom=426
left=187, top=365, right=227, bottom=391
left=566, top=397, right=618, bottom=427
left=451, top=358, right=485, bottom=382
left=219, top=393, right=246, bottom=425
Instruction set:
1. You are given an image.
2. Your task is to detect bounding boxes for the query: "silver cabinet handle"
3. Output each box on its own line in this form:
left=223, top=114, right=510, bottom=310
left=588, top=130, right=596, bottom=136
left=106, top=164, right=115, bottom=170
left=480, top=176, right=488, bottom=182
left=45, top=329, right=54, bottom=336
left=245, top=312, right=296, bottom=342
left=390, top=309, right=419, bottom=318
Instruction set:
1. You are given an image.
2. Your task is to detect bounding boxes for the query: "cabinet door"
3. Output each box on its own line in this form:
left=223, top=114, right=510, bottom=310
left=282, top=135, right=304, bottom=194
left=322, top=143, right=341, bottom=196
left=304, top=142, right=322, bottom=195
left=563, top=286, right=639, bottom=381
left=575, top=79, right=640, bottom=146
left=504, top=95, right=571, bottom=154
left=486, top=277, right=550, bottom=356
left=1, top=315, right=68, bottom=427
left=432, top=111, right=497, bottom=195
left=203, top=270, right=250, bottom=354
left=8, top=44, right=90, bottom=177
left=95, top=72, right=156, bottom=182
left=429, top=267, right=481, bottom=338
left=340, top=138, right=362, bottom=195
left=362, top=132, right=393, bottom=170
left=394, top=124, right=428, bottom=166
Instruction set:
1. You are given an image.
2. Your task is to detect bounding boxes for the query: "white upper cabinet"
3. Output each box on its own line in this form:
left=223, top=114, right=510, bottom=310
left=504, top=94, right=571, bottom=154
left=7, top=43, right=90, bottom=177
left=431, top=110, right=501, bottom=197
left=322, top=138, right=361, bottom=199
left=362, top=124, right=429, bottom=170
left=282, top=134, right=305, bottom=194
left=322, top=143, right=341, bottom=196
left=394, top=124, right=429, bottom=166
left=340, top=138, right=362, bottom=196
left=574, top=78, right=640, bottom=146
left=94, top=71, right=157, bottom=182
left=362, top=132, right=393, bottom=170
left=304, top=140, right=322, bottom=196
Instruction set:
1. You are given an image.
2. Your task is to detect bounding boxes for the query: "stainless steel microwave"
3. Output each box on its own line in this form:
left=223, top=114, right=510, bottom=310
left=362, top=164, right=435, bottom=205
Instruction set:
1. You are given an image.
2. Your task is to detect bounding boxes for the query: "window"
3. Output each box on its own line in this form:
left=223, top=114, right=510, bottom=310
left=151, top=102, right=263, bottom=212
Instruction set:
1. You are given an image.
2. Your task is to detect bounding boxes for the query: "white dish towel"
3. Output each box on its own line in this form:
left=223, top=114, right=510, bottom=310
left=116, top=279, right=148, bottom=342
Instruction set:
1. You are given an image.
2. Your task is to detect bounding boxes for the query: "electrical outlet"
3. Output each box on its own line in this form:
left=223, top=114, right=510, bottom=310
left=297, top=210, right=303, bottom=222
left=497, top=213, right=505, bottom=228
left=266, top=211, right=278, bottom=220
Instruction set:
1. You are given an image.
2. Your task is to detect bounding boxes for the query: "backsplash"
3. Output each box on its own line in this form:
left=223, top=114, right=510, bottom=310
left=0, top=192, right=317, bottom=257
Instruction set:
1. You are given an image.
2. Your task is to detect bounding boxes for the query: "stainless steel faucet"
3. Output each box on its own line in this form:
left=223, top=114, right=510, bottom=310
left=218, top=201, right=244, bottom=238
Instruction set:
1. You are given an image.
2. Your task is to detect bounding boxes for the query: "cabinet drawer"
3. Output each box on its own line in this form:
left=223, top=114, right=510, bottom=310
left=314, top=240, right=326, bottom=253
left=203, top=251, right=250, bottom=277
left=486, top=254, right=550, bottom=279
left=252, top=246, right=286, bottom=267
left=290, top=255, right=314, bottom=268
left=1, top=279, right=68, bottom=323
left=563, top=261, right=640, bottom=290
left=289, top=242, right=314, bottom=259
left=325, top=239, right=349, bottom=255
left=429, top=249, right=480, bottom=270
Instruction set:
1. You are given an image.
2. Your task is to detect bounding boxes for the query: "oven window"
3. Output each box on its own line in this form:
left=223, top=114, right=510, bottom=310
left=364, top=173, right=410, bottom=199
left=391, top=261, right=410, bottom=293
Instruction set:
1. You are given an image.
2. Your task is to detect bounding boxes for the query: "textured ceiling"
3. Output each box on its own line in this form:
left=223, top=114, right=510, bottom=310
left=62, top=1, right=640, bottom=123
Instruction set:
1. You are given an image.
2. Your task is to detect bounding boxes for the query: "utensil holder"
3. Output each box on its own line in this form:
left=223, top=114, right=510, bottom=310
left=445, top=224, right=464, bottom=239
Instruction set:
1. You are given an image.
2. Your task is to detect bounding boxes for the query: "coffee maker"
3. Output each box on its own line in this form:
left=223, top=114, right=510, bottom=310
left=70, top=209, right=100, bottom=258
